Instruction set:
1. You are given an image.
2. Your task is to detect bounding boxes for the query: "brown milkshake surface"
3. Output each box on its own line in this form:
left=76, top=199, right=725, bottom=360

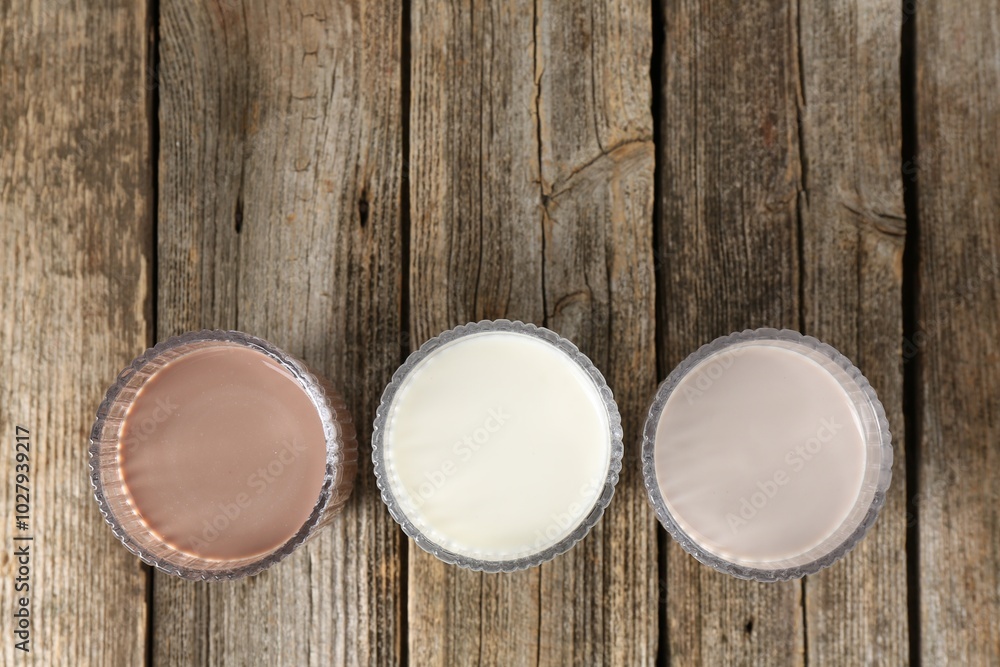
left=118, top=344, right=327, bottom=560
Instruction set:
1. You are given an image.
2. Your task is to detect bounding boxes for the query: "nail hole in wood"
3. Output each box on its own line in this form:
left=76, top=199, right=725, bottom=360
left=234, top=198, right=244, bottom=234
left=358, top=192, right=369, bottom=228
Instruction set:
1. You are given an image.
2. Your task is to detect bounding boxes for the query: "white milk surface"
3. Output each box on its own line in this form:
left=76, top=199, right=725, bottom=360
left=654, top=342, right=868, bottom=567
left=383, top=331, right=611, bottom=561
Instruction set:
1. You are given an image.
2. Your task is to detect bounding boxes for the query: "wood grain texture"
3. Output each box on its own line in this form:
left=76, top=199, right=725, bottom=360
left=915, top=0, right=1000, bottom=663
left=0, top=1, right=153, bottom=665
left=658, top=1, right=912, bottom=663
left=657, top=0, right=805, bottom=663
left=538, top=143, right=659, bottom=666
left=408, top=0, right=657, bottom=664
left=798, top=0, right=909, bottom=664
left=536, top=2, right=657, bottom=665
left=6, top=0, right=1000, bottom=662
left=154, top=1, right=404, bottom=665
left=408, top=2, right=544, bottom=664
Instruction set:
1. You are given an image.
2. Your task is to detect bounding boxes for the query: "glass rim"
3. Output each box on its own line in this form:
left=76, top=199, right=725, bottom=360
left=641, top=327, right=893, bottom=582
left=89, top=329, right=357, bottom=580
left=372, top=319, right=624, bottom=572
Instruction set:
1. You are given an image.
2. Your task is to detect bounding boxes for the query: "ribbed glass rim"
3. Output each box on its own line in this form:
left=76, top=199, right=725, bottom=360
left=372, top=319, right=624, bottom=572
left=641, top=328, right=893, bottom=582
left=89, top=329, right=356, bottom=580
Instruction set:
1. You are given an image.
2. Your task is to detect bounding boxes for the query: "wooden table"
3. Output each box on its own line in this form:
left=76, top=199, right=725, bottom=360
left=2, top=1, right=998, bottom=665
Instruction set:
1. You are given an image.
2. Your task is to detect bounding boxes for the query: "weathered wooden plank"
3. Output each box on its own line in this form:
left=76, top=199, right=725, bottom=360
left=407, top=3, right=543, bottom=664
left=154, top=2, right=405, bottom=665
left=797, top=0, right=910, bottom=664
left=408, top=0, right=657, bottom=664
left=536, top=2, right=658, bottom=665
left=657, top=1, right=805, bottom=663
left=0, top=2, right=153, bottom=665
left=915, top=1, right=1000, bottom=663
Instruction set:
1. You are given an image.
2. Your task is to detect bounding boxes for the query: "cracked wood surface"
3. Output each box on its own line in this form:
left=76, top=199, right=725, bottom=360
left=656, top=0, right=909, bottom=664
left=152, top=2, right=405, bottom=665
left=3, top=0, right=1000, bottom=664
left=797, top=2, right=909, bottom=664
left=657, top=2, right=805, bottom=662
left=0, top=1, right=153, bottom=665
left=407, top=1, right=657, bottom=664
left=915, top=0, right=1000, bottom=663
